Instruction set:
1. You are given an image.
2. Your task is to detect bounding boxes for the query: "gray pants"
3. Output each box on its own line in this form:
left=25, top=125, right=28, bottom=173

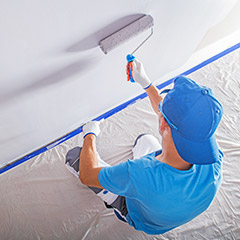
left=65, top=146, right=128, bottom=222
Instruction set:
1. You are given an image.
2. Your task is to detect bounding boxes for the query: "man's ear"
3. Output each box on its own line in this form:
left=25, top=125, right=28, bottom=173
left=160, top=117, right=170, bottom=132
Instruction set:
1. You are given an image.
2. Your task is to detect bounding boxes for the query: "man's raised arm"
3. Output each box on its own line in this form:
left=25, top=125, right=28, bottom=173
left=129, top=59, right=162, bottom=115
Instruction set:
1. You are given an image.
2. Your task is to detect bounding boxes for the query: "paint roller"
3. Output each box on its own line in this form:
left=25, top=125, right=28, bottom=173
left=99, top=14, right=154, bottom=82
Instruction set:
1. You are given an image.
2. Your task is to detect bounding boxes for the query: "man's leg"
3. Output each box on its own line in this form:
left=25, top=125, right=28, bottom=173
left=65, top=146, right=118, bottom=205
left=132, top=133, right=162, bottom=159
left=65, top=147, right=128, bottom=222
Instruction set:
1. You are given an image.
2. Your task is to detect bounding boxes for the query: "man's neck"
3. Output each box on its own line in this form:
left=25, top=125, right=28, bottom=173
left=157, top=130, right=193, bottom=171
left=156, top=150, right=193, bottom=171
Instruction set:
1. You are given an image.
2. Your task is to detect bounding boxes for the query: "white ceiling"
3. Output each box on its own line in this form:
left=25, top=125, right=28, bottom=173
left=0, top=0, right=238, bottom=167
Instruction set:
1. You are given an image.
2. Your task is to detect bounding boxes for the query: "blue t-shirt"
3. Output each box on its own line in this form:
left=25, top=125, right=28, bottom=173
left=99, top=150, right=223, bottom=235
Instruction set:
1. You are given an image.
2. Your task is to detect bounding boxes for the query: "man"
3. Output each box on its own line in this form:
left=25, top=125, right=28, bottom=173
left=65, top=59, right=223, bottom=234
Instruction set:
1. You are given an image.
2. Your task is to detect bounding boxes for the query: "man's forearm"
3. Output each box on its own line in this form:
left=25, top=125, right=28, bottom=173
left=145, top=84, right=163, bottom=115
left=79, top=134, right=98, bottom=184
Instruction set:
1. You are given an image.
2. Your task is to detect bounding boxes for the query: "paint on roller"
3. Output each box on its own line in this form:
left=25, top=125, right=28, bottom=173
left=99, top=15, right=154, bottom=54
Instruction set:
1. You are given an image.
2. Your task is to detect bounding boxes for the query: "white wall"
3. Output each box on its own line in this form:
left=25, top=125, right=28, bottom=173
left=0, top=0, right=238, bottom=167
left=196, top=0, right=240, bottom=50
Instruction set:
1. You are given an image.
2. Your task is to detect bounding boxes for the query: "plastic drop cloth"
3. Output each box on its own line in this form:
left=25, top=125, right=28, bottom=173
left=0, top=48, right=240, bottom=240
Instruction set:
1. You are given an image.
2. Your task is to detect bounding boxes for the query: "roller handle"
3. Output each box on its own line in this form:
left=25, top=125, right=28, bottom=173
left=126, top=54, right=135, bottom=83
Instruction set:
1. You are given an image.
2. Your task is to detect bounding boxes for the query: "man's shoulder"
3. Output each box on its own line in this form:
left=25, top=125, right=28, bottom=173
left=128, top=152, right=160, bottom=169
left=209, top=149, right=223, bottom=173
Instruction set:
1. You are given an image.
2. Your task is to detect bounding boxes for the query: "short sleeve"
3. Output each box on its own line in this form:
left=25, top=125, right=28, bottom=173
left=98, top=160, right=136, bottom=197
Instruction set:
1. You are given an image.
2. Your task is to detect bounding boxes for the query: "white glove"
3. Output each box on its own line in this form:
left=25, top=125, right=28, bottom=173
left=131, top=59, right=152, bottom=89
left=82, top=121, right=101, bottom=138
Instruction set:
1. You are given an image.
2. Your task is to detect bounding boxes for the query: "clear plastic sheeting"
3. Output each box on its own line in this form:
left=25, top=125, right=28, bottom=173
left=0, top=49, right=240, bottom=239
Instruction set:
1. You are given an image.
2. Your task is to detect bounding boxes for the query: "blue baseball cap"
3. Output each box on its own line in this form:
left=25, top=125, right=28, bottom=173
left=159, top=76, right=223, bottom=164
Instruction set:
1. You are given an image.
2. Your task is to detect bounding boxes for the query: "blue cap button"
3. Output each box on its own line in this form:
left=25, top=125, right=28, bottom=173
left=201, top=89, right=208, bottom=95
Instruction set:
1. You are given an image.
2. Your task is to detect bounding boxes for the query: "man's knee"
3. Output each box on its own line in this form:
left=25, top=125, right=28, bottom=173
left=132, top=134, right=161, bottom=159
left=65, top=146, right=82, bottom=172
left=133, top=133, right=148, bottom=147
left=134, top=134, right=160, bottom=147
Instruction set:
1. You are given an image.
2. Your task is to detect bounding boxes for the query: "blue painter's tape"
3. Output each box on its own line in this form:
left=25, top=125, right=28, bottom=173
left=1, top=42, right=240, bottom=174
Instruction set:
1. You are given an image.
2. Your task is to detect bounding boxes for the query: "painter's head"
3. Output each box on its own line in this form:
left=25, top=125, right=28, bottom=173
left=158, top=76, right=223, bottom=165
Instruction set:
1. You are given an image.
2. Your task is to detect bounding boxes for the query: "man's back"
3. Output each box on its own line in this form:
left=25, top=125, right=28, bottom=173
left=75, top=68, right=224, bottom=235
left=99, top=150, right=223, bottom=234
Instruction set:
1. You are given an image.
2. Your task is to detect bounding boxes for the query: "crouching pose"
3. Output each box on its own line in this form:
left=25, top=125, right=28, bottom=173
left=65, top=59, right=223, bottom=235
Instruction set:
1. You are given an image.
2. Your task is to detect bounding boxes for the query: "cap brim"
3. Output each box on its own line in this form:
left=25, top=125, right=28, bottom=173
left=171, top=128, right=220, bottom=164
